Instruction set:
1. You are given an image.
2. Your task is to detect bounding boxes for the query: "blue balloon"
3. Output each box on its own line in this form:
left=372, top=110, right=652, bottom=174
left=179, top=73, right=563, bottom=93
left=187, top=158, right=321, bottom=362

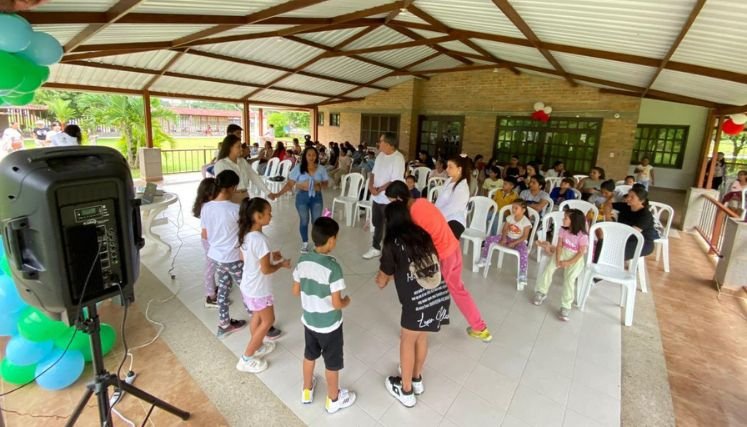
left=0, top=309, right=21, bottom=336
left=0, top=14, right=33, bottom=53
left=18, top=31, right=63, bottom=66
left=0, top=275, right=26, bottom=313
left=5, top=335, right=53, bottom=366
left=35, top=348, right=85, bottom=390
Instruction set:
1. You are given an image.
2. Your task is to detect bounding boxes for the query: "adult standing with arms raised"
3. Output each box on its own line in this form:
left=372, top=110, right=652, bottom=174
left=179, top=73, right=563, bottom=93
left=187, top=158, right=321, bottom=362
left=214, top=134, right=271, bottom=203
left=362, top=132, right=406, bottom=259
left=271, top=146, right=330, bottom=253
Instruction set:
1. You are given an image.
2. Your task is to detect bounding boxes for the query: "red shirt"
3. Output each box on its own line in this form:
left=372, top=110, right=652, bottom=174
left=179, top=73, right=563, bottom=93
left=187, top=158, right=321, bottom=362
left=409, top=198, right=459, bottom=260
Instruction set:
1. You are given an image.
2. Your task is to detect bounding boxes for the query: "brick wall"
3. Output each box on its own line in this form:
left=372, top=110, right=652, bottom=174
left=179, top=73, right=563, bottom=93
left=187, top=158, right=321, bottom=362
left=319, top=70, right=641, bottom=179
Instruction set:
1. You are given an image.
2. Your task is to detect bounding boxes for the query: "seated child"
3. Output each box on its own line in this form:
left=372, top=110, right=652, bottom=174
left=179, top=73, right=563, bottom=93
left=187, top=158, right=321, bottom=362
left=406, top=174, right=421, bottom=199
left=481, top=166, right=504, bottom=196
left=292, top=217, right=356, bottom=414
left=478, top=199, right=532, bottom=288
left=549, top=178, right=576, bottom=205
left=624, top=175, right=635, bottom=185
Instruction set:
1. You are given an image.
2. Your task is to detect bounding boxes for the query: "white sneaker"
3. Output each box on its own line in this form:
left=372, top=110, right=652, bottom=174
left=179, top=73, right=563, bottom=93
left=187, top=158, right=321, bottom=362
left=325, top=388, right=357, bottom=414
left=476, top=258, right=487, bottom=268
left=301, top=376, right=316, bottom=404
left=385, top=376, right=416, bottom=407
left=252, top=341, right=276, bottom=358
left=300, top=242, right=309, bottom=253
left=236, top=356, right=268, bottom=374
left=397, top=365, right=424, bottom=395
left=362, top=248, right=381, bottom=259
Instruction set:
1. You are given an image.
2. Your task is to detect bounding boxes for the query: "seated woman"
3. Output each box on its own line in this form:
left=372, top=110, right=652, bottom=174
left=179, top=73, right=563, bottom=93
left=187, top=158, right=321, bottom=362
left=599, top=185, right=658, bottom=260
left=722, top=169, right=747, bottom=214
left=409, top=150, right=435, bottom=169
left=329, top=149, right=352, bottom=189
left=579, top=167, right=605, bottom=201
left=271, top=141, right=288, bottom=162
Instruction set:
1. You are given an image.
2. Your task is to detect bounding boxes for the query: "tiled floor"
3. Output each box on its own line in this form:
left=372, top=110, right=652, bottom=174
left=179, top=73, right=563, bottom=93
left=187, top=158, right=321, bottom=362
left=140, top=174, right=624, bottom=427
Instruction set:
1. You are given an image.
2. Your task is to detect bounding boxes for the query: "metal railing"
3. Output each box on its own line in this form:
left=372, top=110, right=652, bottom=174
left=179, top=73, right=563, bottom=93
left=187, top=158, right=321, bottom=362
left=695, top=194, right=739, bottom=256
left=160, top=148, right=214, bottom=174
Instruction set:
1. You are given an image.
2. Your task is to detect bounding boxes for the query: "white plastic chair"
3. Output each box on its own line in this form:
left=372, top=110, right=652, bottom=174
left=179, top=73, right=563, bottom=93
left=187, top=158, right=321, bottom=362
left=545, top=177, right=563, bottom=192
left=573, top=174, right=588, bottom=185
left=741, top=188, right=747, bottom=221
left=570, top=188, right=582, bottom=201
left=487, top=187, right=500, bottom=200
left=614, top=185, right=632, bottom=200
left=535, top=211, right=564, bottom=265
left=353, top=176, right=373, bottom=231
left=577, top=222, right=644, bottom=326
left=559, top=199, right=599, bottom=227
left=269, top=159, right=293, bottom=194
left=413, top=166, right=431, bottom=192
left=427, top=185, right=443, bottom=203
left=649, top=201, right=674, bottom=273
left=332, top=173, right=365, bottom=227
left=460, top=196, right=498, bottom=272
left=482, top=206, right=540, bottom=290
left=263, top=157, right=280, bottom=179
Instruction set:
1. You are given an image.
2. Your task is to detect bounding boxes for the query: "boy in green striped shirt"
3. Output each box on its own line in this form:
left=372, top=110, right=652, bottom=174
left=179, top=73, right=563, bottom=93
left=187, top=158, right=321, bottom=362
left=292, top=217, right=356, bottom=414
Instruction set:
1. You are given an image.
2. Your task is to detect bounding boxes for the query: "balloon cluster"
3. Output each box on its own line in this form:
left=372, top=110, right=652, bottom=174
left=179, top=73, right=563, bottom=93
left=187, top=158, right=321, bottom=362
left=0, top=237, right=116, bottom=390
left=531, top=101, right=552, bottom=123
left=722, top=113, right=747, bottom=136
left=0, top=13, right=63, bottom=107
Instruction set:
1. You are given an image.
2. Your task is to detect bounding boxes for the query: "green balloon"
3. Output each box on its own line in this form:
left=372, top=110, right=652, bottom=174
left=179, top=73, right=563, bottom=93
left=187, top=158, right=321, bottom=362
left=3, top=91, right=35, bottom=106
left=0, top=255, right=10, bottom=277
left=0, top=52, right=23, bottom=91
left=17, top=306, right=66, bottom=342
left=38, top=65, right=50, bottom=83
left=12, top=55, right=44, bottom=93
left=54, top=325, right=90, bottom=357
left=101, top=323, right=116, bottom=357
left=0, top=358, right=36, bottom=385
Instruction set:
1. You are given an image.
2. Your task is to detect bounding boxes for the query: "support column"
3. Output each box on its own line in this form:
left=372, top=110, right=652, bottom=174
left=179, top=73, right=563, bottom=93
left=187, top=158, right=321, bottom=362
left=696, top=109, right=715, bottom=187
left=143, top=91, right=153, bottom=148
left=704, top=115, right=724, bottom=189
left=242, top=101, right=250, bottom=144
left=258, top=108, right=264, bottom=140
left=312, top=107, right=319, bottom=141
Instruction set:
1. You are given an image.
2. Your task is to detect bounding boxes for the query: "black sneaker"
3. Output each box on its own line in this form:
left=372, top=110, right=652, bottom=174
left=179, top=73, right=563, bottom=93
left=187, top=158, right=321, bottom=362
left=216, top=319, right=247, bottom=339
left=385, top=376, right=416, bottom=407
left=265, top=326, right=282, bottom=340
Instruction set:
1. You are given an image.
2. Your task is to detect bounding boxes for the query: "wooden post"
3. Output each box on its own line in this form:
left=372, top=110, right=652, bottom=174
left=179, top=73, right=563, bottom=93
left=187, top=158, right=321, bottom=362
left=312, top=107, right=319, bottom=141
left=242, top=101, right=250, bottom=144
left=695, top=109, right=715, bottom=187
left=143, top=91, right=153, bottom=148
left=258, top=108, right=264, bottom=140
left=705, top=115, right=724, bottom=189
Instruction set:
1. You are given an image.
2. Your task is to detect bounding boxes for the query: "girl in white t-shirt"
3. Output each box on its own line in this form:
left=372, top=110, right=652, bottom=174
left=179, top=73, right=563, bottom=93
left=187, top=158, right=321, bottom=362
left=235, top=197, right=291, bottom=374
left=477, top=199, right=532, bottom=287
left=435, top=155, right=472, bottom=239
left=634, top=157, right=655, bottom=190
left=200, top=170, right=246, bottom=338
left=193, top=177, right=219, bottom=308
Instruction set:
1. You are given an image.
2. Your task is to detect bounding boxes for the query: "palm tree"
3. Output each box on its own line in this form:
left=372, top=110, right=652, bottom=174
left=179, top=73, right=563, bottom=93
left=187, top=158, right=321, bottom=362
left=45, top=97, right=75, bottom=126
left=79, top=94, right=176, bottom=167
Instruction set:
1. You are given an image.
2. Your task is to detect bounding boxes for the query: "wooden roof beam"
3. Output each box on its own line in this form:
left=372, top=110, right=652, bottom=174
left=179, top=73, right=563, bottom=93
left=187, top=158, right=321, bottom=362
left=491, top=0, right=576, bottom=86
left=641, top=0, right=707, bottom=97
left=64, top=0, right=145, bottom=52
left=320, top=34, right=458, bottom=57
left=387, top=24, right=473, bottom=66
left=142, top=49, right=188, bottom=90
left=599, top=88, right=718, bottom=109
left=384, top=0, right=414, bottom=24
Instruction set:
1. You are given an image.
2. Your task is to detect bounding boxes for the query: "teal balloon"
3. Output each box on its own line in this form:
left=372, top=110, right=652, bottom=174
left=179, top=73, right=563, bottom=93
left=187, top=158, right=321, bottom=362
left=5, top=335, right=53, bottom=365
left=0, top=357, right=37, bottom=385
left=0, top=14, right=33, bottom=53
left=0, top=274, right=26, bottom=314
left=18, top=31, right=63, bottom=66
left=0, top=51, right=24, bottom=91
left=17, top=306, right=66, bottom=342
left=35, top=348, right=85, bottom=390
left=0, top=255, right=10, bottom=277
left=0, top=309, right=22, bottom=336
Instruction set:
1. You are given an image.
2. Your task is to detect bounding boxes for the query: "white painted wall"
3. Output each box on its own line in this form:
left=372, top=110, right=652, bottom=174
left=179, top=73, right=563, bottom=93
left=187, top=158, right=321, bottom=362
left=632, top=99, right=708, bottom=190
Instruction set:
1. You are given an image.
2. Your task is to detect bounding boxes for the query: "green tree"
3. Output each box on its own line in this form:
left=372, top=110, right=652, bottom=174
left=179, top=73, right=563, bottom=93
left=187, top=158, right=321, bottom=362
left=78, top=94, right=176, bottom=167
left=44, top=97, right=75, bottom=125
left=287, top=111, right=310, bottom=131
left=727, top=133, right=747, bottom=173
left=267, top=112, right=289, bottom=138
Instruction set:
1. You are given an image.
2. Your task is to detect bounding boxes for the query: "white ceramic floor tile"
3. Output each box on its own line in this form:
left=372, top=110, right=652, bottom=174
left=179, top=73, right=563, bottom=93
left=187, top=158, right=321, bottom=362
left=479, top=343, right=529, bottom=381
left=414, top=370, right=462, bottom=416
left=445, top=388, right=506, bottom=427
left=379, top=398, right=443, bottom=427
left=506, top=383, right=565, bottom=427
left=350, top=368, right=394, bottom=420
left=562, top=409, right=611, bottom=427
left=566, top=381, right=620, bottom=426
left=463, top=364, right=519, bottom=411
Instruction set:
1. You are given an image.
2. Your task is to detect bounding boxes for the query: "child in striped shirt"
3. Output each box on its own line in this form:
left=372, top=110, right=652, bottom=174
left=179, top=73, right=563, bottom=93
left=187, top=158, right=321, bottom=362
left=292, top=217, right=356, bottom=414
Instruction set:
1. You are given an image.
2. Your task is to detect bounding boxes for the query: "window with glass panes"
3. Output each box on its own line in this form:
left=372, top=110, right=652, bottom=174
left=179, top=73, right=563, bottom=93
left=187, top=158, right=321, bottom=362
left=317, top=112, right=324, bottom=126
left=417, top=116, right=464, bottom=159
left=330, top=113, right=340, bottom=127
left=493, top=117, right=602, bottom=174
left=360, top=114, right=400, bottom=147
left=631, top=125, right=688, bottom=168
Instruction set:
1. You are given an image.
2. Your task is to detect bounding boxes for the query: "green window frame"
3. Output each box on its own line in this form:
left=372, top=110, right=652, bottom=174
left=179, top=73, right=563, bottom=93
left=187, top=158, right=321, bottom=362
left=632, top=125, right=688, bottom=169
left=329, top=113, right=340, bottom=127
left=317, top=112, right=324, bottom=126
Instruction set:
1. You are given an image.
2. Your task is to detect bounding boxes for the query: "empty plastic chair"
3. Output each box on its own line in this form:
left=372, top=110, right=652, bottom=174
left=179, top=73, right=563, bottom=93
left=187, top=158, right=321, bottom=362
left=353, top=176, right=373, bottom=231
left=460, top=196, right=498, bottom=272
left=559, top=199, right=599, bottom=227
left=649, top=201, right=674, bottom=272
left=413, top=166, right=431, bottom=192
left=331, top=172, right=365, bottom=227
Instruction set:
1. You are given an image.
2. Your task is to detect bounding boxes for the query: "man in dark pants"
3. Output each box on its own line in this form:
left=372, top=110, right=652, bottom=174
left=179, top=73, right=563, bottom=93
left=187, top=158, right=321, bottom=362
left=362, top=132, right=405, bottom=259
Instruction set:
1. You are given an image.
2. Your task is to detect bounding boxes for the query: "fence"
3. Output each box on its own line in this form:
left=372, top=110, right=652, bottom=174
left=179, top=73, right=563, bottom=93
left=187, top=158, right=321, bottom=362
left=161, top=148, right=215, bottom=174
left=694, top=194, right=739, bottom=256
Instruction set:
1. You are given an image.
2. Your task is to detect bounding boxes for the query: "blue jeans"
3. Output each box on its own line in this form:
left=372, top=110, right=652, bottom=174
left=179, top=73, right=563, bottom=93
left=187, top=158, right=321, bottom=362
left=296, top=191, right=323, bottom=243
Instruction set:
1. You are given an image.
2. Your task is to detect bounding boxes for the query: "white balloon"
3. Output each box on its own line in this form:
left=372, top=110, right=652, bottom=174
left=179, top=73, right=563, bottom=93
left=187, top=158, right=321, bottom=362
left=543, top=106, right=553, bottom=114
left=533, top=102, right=544, bottom=112
left=730, top=113, right=747, bottom=125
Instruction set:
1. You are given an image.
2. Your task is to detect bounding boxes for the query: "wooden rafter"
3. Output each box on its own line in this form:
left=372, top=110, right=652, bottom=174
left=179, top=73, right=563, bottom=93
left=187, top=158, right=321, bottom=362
left=598, top=88, right=718, bottom=109
left=717, top=104, right=747, bottom=115
left=491, top=0, right=576, bottom=86
left=320, top=34, right=457, bottom=57
left=387, top=24, right=472, bottom=65
left=142, top=49, right=188, bottom=90
left=64, top=0, right=145, bottom=52
left=641, top=0, right=707, bottom=97
left=384, top=0, right=413, bottom=24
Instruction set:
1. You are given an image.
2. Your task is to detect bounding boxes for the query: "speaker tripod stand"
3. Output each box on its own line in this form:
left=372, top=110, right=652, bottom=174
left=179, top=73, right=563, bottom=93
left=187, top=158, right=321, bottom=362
left=65, top=303, right=190, bottom=426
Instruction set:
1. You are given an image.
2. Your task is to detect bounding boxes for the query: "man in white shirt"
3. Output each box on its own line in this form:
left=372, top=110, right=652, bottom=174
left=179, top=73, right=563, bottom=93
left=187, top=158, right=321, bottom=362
left=263, top=124, right=275, bottom=144
left=1, top=122, right=24, bottom=155
left=362, top=132, right=405, bottom=259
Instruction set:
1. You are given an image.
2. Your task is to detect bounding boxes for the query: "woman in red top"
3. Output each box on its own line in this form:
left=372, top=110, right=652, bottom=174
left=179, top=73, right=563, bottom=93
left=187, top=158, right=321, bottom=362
left=272, top=141, right=287, bottom=161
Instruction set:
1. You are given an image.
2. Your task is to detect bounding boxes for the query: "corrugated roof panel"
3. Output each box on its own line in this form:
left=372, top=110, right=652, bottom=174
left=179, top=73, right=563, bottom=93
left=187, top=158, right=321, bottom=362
left=651, top=70, right=747, bottom=106
left=94, top=50, right=178, bottom=71
left=150, top=75, right=247, bottom=99
left=361, top=46, right=438, bottom=69
left=169, top=52, right=288, bottom=86
left=553, top=52, right=656, bottom=88
left=471, top=40, right=552, bottom=69
left=345, top=87, right=382, bottom=99
left=280, top=0, right=385, bottom=18
left=49, top=64, right=150, bottom=90
left=375, top=75, right=415, bottom=88
left=34, top=0, right=118, bottom=12
left=438, top=40, right=480, bottom=56
left=85, top=24, right=214, bottom=45
left=410, top=55, right=464, bottom=72
left=215, top=24, right=294, bottom=37
left=200, top=38, right=324, bottom=69
left=250, top=89, right=325, bottom=106
left=305, top=57, right=390, bottom=83
left=671, top=1, right=747, bottom=75
left=31, top=24, right=89, bottom=46
left=389, top=11, right=433, bottom=27
left=345, top=26, right=413, bottom=50
left=133, top=0, right=283, bottom=15
left=298, top=27, right=370, bottom=48
left=410, top=29, right=445, bottom=39
left=274, top=75, right=355, bottom=96
left=414, top=0, right=524, bottom=38
left=509, top=0, right=692, bottom=59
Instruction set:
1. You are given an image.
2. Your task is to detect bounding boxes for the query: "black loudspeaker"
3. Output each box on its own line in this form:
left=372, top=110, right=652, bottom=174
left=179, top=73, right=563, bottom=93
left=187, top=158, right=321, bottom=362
left=0, top=147, right=144, bottom=321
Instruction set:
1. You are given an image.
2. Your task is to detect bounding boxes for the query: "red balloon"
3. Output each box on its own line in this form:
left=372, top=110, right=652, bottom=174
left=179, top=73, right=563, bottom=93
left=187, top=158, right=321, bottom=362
left=531, top=110, right=550, bottom=122
left=722, top=118, right=745, bottom=135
